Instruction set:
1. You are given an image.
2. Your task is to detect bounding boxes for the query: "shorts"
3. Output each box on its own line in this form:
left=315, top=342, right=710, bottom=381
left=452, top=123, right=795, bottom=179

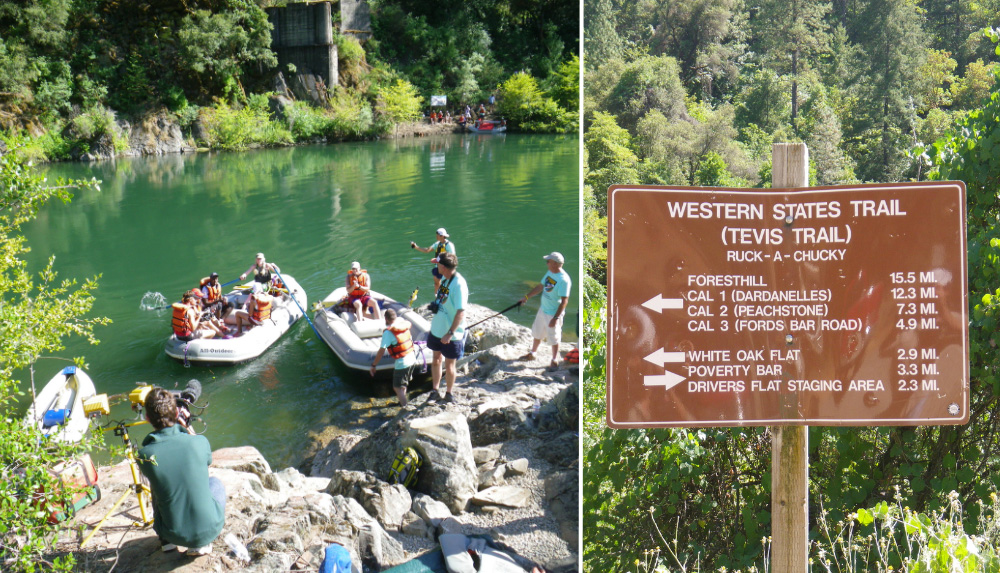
left=427, top=333, right=464, bottom=360
left=348, top=293, right=371, bottom=306
left=531, top=309, right=563, bottom=346
left=431, top=266, right=443, bottom=279
left=393, top=364, right=416, bottom=390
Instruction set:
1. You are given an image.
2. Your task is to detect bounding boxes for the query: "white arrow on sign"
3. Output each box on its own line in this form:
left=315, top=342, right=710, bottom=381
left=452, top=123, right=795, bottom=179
left=641, top=294, right=684, bottom=313
left=643, top=348, right=686, bottom=367
left=644, top=371, right=685, bottom=390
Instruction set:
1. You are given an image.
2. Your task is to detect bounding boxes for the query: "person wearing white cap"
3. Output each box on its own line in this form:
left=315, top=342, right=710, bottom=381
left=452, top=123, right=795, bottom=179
left=519, top=252, right=571, bottom=371
left=240, top=252, right=281, bottom=286
left=346, top=261, right=381, bottom=322
left=409, top=228, right=456, bottom=292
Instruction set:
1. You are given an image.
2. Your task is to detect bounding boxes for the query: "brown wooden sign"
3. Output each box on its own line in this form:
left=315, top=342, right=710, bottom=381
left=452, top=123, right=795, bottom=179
left=607, top=182, right=969, bottom=427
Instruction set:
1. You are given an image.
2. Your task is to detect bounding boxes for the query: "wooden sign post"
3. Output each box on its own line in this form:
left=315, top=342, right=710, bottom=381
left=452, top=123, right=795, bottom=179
left=770, top=143, right=809, bottom=572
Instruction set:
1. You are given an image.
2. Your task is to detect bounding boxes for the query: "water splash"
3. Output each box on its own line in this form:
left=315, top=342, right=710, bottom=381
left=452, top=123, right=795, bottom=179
left=140, top=291, right=168, bottom=311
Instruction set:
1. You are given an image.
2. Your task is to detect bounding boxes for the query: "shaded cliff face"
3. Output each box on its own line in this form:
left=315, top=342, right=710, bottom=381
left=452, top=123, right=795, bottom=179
left=54, top=305, right=579, bottom=572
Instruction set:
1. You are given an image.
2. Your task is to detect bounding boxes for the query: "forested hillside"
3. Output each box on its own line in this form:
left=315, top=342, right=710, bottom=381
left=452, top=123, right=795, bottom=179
left=0, top=0, right=577, bottom=161
left=583, top=0, right=1000, bottom=570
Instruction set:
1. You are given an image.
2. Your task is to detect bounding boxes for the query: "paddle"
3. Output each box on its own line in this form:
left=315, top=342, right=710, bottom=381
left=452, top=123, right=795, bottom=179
left=150, top=278, right=241, bottom=310
left=272, top=269, right=322, bottom=339
left=466, top=300, right=524, bottom=329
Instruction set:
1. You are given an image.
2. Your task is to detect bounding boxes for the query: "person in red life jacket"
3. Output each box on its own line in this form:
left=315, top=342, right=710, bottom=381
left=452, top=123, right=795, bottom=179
left=233, top=284, right=274, bottom=334
left=346, top=261, right=382, bottom=322
left=171, top=292, right=221, bottom=341
left=369, top=308, right=417, bottom=406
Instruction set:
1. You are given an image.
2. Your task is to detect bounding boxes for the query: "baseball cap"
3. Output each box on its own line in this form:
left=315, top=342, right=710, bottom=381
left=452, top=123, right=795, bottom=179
left=210, top=272, right=219, bottom=279
left=543, top=252, right=565, bottom=264
left=256, top=252, right=265, bottom=260
left=351, top=261, right=361, bottom=270
left=436, top=228, right=449, bottom=238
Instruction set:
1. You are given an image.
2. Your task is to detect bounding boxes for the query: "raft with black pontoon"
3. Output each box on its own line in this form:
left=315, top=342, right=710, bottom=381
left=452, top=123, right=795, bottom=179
left=24, top=366, right=97, bottom=443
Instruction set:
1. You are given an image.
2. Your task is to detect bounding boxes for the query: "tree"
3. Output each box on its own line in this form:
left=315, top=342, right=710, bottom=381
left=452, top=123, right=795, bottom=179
left=584, top=111, right=639, bottom=214
left=375, top=79, right=423, bottom=134
left=602, top=54, right=687, bottom=132
left=0, top=142, right=108, bottom=571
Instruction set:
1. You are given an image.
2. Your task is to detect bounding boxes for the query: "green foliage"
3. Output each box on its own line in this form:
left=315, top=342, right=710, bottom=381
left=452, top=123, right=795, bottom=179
left=376, top=79, right=423, bottom=129
left=497, top=72, right=577, bottom=133
left=584, top=111, right=638, bottom=214
left=601, top=54, right=686, bottom=132
left=177, top=9, right=276, bottom=100
left=693, top=151, right=733, bottom=186
left=546, top=55, right=580, bottom=112
left=200, top=100, right=293, bottom=151
left=69, top=107, right=129, bottom=154
left=328, top=89, right=376, bottom=139
left=285, top=101, right=335, bottom=140
left=0, top=138, right=108, bottom=571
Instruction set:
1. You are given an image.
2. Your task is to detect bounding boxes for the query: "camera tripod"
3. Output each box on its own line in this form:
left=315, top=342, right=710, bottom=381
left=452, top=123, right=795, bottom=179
left=80, top=420, right=152, bottom=548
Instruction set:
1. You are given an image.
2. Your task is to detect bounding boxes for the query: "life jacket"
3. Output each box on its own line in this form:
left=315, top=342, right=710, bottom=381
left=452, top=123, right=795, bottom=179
left=251, top=293, right=272, bottom=322
left=565, top=346, right=579, bottom=364
left=348, top=269, right=369, bottom=297
left=199, top=278, right=221, bottom=303
left=434, top=240, right=450, bottom=257
left=171, top=303, right=195, bottom=337
left=387, top=320, right=413, bottom=359
left=271, top=275, right=286, bottom=293
left=254, top=264, right=272, bottom=284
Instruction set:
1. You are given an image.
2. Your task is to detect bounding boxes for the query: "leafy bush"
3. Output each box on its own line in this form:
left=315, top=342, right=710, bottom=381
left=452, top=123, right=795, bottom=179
left=285, top=101, right=335, bottom=140
left=497, top=72, right=577, bottom=133
left=375, top=79, right=423, bottom=131
left=200, top=100, right=292, bottom=151
left=329, top=90, right=375, bottom=139
left=70, top=107, right=129, bottom=154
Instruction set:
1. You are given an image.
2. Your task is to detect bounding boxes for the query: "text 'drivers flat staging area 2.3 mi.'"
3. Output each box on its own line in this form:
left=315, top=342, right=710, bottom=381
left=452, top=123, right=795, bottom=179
left=607, top=182, right=969, bottom=428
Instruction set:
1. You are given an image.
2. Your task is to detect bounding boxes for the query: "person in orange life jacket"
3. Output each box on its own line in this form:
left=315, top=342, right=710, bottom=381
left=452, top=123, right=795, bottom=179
left=188, top=289, right=229, bottom=336
left=199, top=272, right=234, bottom=324
left=369, top=308, right=417, bottom=406
left=240, top=252, right=280, bottom=286
left=409, top=227, right=456, bottom=291
left=171, top=292, right=221, bottom=340
left=233, top=283, right=273, bottom=334
left=346, top=261, right=382, bottom=322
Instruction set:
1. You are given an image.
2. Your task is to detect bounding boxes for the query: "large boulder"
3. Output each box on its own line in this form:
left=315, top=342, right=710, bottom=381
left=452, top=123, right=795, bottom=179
left=468, top=404, right=525, bottom=446
left=128, top=108, right=191, bottom=155
left=325, top=470, right=412, bottom=530
left=400, top=412, right=478, bottom=513
left=213, top=446, right=273, bottom=478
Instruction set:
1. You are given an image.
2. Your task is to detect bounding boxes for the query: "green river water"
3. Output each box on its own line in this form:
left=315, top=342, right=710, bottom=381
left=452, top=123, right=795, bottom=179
left=20, top=133, right=579, bottom=469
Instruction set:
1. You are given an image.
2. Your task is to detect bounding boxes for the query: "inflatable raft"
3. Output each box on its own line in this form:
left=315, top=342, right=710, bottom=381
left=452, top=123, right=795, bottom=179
left=312, top=287, right=433, bottom=373
left=164, top=274, right=307, bottom=365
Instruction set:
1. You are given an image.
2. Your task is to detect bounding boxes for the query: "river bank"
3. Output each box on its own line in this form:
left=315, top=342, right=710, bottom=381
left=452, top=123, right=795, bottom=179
left=52, top=305, right=579, bottom=572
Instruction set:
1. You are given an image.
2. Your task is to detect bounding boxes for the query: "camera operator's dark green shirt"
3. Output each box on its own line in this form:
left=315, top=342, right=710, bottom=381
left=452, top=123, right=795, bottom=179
left=138, top=424, right=224, bottom=548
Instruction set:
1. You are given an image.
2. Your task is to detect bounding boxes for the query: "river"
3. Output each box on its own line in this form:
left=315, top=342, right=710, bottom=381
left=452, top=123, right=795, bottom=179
left=20, top=134, right=578, bottom=468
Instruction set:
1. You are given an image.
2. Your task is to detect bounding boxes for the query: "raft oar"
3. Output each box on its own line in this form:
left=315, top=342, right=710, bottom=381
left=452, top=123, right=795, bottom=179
left=466, top=300, right=524, bottom=329
left=273, top=269, right=322, bottom=339
left=150, top=278, right=241, bottom=310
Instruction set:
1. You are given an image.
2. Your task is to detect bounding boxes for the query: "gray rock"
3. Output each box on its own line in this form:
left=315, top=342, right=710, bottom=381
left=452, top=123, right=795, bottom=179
left=324, top=470, right=412, bottom=529
left=478, top=464, right=507, bottom=489
left=545, top=471, right=578, bottom=547
left=310, top=434, right=365, bottom=478
left=473, top=445, right=501, bottom=465
left=505, top=458, right=529, bottom=476
left=400, top=411, right=478, bottom=513
left=471, top=486, right=530, bottom=508
left=213, top=446, right=273, bottom=478
left=245, top=552, right=293, bottom=572
left=400, top=511, right=430, bottom=538
left=541, top=380, right=579, bottom=433
left=411, top=494, right=453, bottom=523
left=128, top=108, right=190, bottom=156
left=437, top=516, right=468, bottom=535
left=468, top=405, right=525, bottom=447
left=534, top=431, right=577, bottom=467
left=358, top=521, right=406, bottom=570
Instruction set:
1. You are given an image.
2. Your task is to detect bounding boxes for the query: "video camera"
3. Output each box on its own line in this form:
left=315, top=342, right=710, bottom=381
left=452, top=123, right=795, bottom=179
left=128, top=379, right=205, bottom=431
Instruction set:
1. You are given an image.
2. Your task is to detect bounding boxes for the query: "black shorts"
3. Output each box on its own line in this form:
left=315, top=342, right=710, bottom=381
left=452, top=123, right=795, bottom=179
left=427, top=333, right=464, bottom=360
left=393, top=364, right=416, bottom=390
left=431, top=266, right=443, bottom=279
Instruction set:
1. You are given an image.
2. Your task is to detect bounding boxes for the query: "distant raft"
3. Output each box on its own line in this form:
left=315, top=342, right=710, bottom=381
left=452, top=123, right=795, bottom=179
left=312, top=287, right=433, bottom=374
left=466, top=120, right=507, bottom=134
left=164, top=274, right=307, bottom=365
left=25, top=366, right=97, bottom=443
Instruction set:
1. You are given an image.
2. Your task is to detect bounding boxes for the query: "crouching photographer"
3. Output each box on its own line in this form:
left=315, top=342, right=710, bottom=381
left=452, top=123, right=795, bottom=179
left=137, top=384, right=225, bottom=556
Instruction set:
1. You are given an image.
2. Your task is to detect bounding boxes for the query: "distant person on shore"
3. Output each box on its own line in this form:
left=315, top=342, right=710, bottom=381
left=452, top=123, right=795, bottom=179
left=410, top=227, right=456, bottom=291
left=519, top=252, right=571, bottom=371
left=240, top=253, right=280, bottom=287
left=464, top=104, right=472, bottom=119
left=488, top=94, right=495, bottom=112
left=370, top=308, right=417, bottom=406
left=478, top=103, right=486, bottom=120
left=427, top=253, right=467, bottom=403
left=346, top=261, right=381, bottom=322
left=138, top=387, right=225, bottom=556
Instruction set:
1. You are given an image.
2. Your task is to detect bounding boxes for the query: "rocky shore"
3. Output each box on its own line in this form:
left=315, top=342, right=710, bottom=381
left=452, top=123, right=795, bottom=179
left=54, top=304, right=579, bottom=572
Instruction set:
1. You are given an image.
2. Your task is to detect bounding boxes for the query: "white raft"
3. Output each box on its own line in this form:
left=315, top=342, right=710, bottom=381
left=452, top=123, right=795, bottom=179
left=312, top=287, right=433, bottom=373
left=164, top=274, right=307, bottom=365
left=25, top=366, right=97, bottom=443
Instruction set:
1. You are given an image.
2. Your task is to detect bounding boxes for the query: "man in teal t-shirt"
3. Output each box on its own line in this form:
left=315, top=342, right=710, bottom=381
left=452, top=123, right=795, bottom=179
left=427, top=252, right=468, bottom=403
left=409, top=227, right=456, bottom=291
left=520, top=252, right=572, bottom=371
left=138, top=388, right=225, bottom=556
